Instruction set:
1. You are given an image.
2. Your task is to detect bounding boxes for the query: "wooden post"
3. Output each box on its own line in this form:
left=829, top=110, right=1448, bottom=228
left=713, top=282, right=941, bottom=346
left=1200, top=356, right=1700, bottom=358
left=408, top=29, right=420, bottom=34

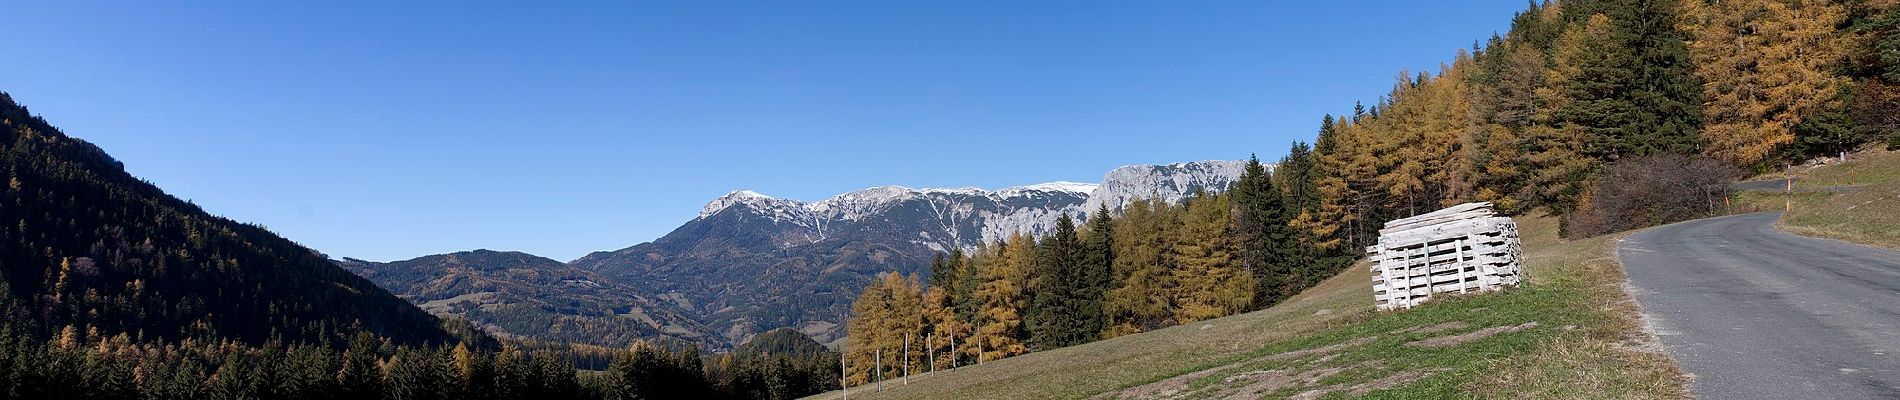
left=904, top=334, right=911, bottom=385
left=875, top=348, right=883, bottom=392
left=1456, top=237, right=1468, bottom=293
left=978, top=340, right=984, bottom=366
left=840, top=340, right=848, bottom=400
left=951, top=325, right=958, bottom=371
left=1786, top=177, right=1794, bottom=212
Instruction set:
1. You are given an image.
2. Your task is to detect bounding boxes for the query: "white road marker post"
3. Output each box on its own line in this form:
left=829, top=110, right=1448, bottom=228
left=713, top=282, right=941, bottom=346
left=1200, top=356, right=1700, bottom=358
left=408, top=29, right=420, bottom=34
left=840, top=340, right=847, bottom=400
left=904, top=334, right=911, bottom=385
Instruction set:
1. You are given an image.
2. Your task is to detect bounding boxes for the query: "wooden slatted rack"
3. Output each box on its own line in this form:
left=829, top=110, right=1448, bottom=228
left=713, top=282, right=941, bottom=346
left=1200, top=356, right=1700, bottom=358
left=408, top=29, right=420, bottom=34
left=1367, top=202, right=1523, bottom=310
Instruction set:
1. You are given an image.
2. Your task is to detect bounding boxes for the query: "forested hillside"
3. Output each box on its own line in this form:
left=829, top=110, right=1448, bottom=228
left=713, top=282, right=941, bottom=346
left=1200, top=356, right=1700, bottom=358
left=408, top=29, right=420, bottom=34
left=0, top=92, right=452, bottom=348
left=0, top=92, right=843, bottom=400
left=338, top=250, right=719, bottom=349
left=841, top=0, right=1900, bottom=382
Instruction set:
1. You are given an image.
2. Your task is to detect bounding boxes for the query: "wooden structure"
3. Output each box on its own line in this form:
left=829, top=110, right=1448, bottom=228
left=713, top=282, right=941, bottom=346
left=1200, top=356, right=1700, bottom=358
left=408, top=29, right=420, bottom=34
left=1367, top=202, right=1522, bottom=310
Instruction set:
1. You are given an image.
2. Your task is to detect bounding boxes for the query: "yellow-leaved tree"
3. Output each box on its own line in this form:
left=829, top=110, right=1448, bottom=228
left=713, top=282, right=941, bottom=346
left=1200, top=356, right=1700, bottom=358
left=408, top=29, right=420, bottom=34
left=1683, top=0, right=1849, bottom=167
left=1167, top=192, right=1254, bottom=324
left=971, top=234, right=1032, bottom=362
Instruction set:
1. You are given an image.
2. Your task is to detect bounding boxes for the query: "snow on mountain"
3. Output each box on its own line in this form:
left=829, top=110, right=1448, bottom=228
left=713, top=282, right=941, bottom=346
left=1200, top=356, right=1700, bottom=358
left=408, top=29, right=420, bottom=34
left=699, top=190, right=810, bottom=219
left=584, top=159, right=1252, bottom=345
left=1082, top=160, right=1252, bottom=214
left=694, top=162, right=1246, bottom=252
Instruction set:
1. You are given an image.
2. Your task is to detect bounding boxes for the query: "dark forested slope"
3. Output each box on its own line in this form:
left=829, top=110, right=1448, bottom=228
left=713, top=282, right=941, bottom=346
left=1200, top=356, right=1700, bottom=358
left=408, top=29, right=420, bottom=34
left=337, top=250, right=718, bottom=348
left=0, top=92, right=452, bottom=347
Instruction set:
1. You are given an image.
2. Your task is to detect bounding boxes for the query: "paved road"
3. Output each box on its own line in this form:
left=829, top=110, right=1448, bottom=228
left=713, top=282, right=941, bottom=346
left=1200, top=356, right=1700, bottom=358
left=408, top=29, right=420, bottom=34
left=1729, top=179, right=1795, bottom=192
left=1730, top=178, right=1862, bottom=193
left=1621, top=212, right=1900, bottom=399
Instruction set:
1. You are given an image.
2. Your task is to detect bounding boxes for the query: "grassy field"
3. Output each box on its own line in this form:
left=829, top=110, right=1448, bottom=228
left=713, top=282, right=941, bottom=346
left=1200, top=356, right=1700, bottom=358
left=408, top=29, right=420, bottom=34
left=1735, top=149, right=1900, bottom=249
left=804, top=215, right=1686, bottom=399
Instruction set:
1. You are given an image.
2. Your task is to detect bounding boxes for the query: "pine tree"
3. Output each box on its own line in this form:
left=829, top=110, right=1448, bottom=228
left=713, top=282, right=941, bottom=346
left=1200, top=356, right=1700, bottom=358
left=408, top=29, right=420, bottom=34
left=927, top=252, right=952, bottom=289
left=1077, top=206, right=1114, bottom=342
left=1562, top=0, right=1706, bottom=160
left=337, top=332, right=386, bottom=400
left=1521, top=13, right=1614, bottom=214
left=1278, top=142, right=1346, bottom=291
left=1027, top=214, right=1091, bottom=349
left=1230, top=156, right=1293, bottom=309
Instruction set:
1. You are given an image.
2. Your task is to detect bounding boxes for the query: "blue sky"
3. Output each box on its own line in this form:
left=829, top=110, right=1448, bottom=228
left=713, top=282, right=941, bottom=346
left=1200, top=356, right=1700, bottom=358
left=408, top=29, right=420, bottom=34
left=2, top=1, right=1523, bottom=261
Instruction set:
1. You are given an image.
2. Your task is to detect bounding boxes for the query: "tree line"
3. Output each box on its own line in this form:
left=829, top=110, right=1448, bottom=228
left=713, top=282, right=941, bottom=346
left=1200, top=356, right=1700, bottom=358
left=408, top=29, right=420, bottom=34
left=841, top=0, right=1900, bottom=380
left=842, top=152, right=1348, bottom=385
left=0, top=323, right=840, bottom=400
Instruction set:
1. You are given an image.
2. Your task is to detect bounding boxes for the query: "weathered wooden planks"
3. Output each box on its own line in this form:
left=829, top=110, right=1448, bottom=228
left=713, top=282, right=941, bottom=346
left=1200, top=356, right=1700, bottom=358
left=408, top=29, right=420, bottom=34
left=1369, top=202, right=1523, bottom=310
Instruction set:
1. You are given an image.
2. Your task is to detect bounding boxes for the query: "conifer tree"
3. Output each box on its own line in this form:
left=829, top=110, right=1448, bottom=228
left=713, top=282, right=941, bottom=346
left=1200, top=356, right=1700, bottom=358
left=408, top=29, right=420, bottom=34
left=1027, top=214, right=1091, bottom=349
left=1230, top=156, right=1293, bottom=309
left=337, top=332, right=386, bottom=400
left=1077, top=206, right=1114, bottom=341
left=1561, top=0, right=1706, bottom=160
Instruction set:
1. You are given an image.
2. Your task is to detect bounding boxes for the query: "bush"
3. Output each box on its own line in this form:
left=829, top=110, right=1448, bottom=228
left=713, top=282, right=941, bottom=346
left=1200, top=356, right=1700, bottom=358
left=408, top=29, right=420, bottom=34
left=1562, top=154, right=1741, bottom=238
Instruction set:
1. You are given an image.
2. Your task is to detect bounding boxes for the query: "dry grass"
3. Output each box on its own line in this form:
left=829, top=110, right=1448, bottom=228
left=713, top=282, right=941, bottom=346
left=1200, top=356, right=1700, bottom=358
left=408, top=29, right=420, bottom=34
left=1734, top=149, right=1900, bottom=249
left=803, top=214, right=1688, bottom=399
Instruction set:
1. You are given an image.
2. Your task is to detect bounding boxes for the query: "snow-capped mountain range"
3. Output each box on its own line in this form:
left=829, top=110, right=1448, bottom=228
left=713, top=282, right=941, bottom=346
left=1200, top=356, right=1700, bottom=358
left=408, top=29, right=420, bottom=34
left=693, top=160, right=1248, bottom=253
left=569, top=160, right=1252, bottom=345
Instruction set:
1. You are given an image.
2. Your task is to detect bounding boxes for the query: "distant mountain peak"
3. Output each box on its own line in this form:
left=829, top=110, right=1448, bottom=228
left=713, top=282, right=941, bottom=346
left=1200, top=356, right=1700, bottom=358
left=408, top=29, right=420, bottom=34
left=584, top=160, right=1251, bottom=344
left=699, top=189, right=813, bottom=219
left=1005, top=181, right=1100, bottom=195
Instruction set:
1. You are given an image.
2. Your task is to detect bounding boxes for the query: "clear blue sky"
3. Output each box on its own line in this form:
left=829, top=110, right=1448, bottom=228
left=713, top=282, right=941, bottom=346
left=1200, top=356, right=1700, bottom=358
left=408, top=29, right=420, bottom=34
left=2, top=1, right=1522, bottom=262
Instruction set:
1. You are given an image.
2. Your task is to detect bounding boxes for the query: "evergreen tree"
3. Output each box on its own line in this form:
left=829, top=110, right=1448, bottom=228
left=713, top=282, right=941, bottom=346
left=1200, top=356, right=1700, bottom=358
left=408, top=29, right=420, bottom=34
left=927, top=252, right=953, bottom=289
left=337, top=333, right=387, bottom=400
left=1562, top=0, right=1707, bottom=160
left=1230, top=156, right=1294, bottom=309
left=1027, top=214, right=1092, bottom=349
left=1076, top=206, right=1115, bottom=343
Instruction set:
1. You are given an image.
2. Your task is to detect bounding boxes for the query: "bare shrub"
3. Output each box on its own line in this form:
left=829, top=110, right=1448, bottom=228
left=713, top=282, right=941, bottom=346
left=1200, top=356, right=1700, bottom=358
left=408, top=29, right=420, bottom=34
left=1563, top=154, right=1741, bottom=238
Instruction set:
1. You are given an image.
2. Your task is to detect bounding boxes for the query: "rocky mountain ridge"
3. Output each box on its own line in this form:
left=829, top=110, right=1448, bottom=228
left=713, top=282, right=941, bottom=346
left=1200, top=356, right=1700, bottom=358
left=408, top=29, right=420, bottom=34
left=346, top=160, right=1255, bottom=347
left=569, top=160, right=1252, bottom=345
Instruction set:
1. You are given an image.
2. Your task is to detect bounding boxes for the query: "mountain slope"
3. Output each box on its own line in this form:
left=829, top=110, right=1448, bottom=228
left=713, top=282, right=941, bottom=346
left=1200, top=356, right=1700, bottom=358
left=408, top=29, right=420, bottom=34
left=0, top=92, right=453, bottom=347
left=804, top=215, right=1684, bottom=399
left=571, top=161, right=1249, bottom=345
left=338, top=250, right=719, bottom=348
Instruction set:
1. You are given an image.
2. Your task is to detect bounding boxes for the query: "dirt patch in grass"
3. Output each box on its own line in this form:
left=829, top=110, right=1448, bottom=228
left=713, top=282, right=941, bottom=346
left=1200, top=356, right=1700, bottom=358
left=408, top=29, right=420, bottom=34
left=1291, top=369, right=1438, bottom=400
left=1405, top=322, right=1539, bottom=348
left=1393, top=321, right=1468, bottom=335
left=1216, top=361, right=1370, bottom=399
left=1096, top=337, right=1376, bottom=400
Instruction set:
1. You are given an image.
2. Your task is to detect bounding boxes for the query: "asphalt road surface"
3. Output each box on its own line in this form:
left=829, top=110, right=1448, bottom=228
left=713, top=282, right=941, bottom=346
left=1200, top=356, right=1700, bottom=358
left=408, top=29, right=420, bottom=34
left=1728, top=178, right=1794, bottom=192
left=1621, top=212, right=1900, bottom=399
